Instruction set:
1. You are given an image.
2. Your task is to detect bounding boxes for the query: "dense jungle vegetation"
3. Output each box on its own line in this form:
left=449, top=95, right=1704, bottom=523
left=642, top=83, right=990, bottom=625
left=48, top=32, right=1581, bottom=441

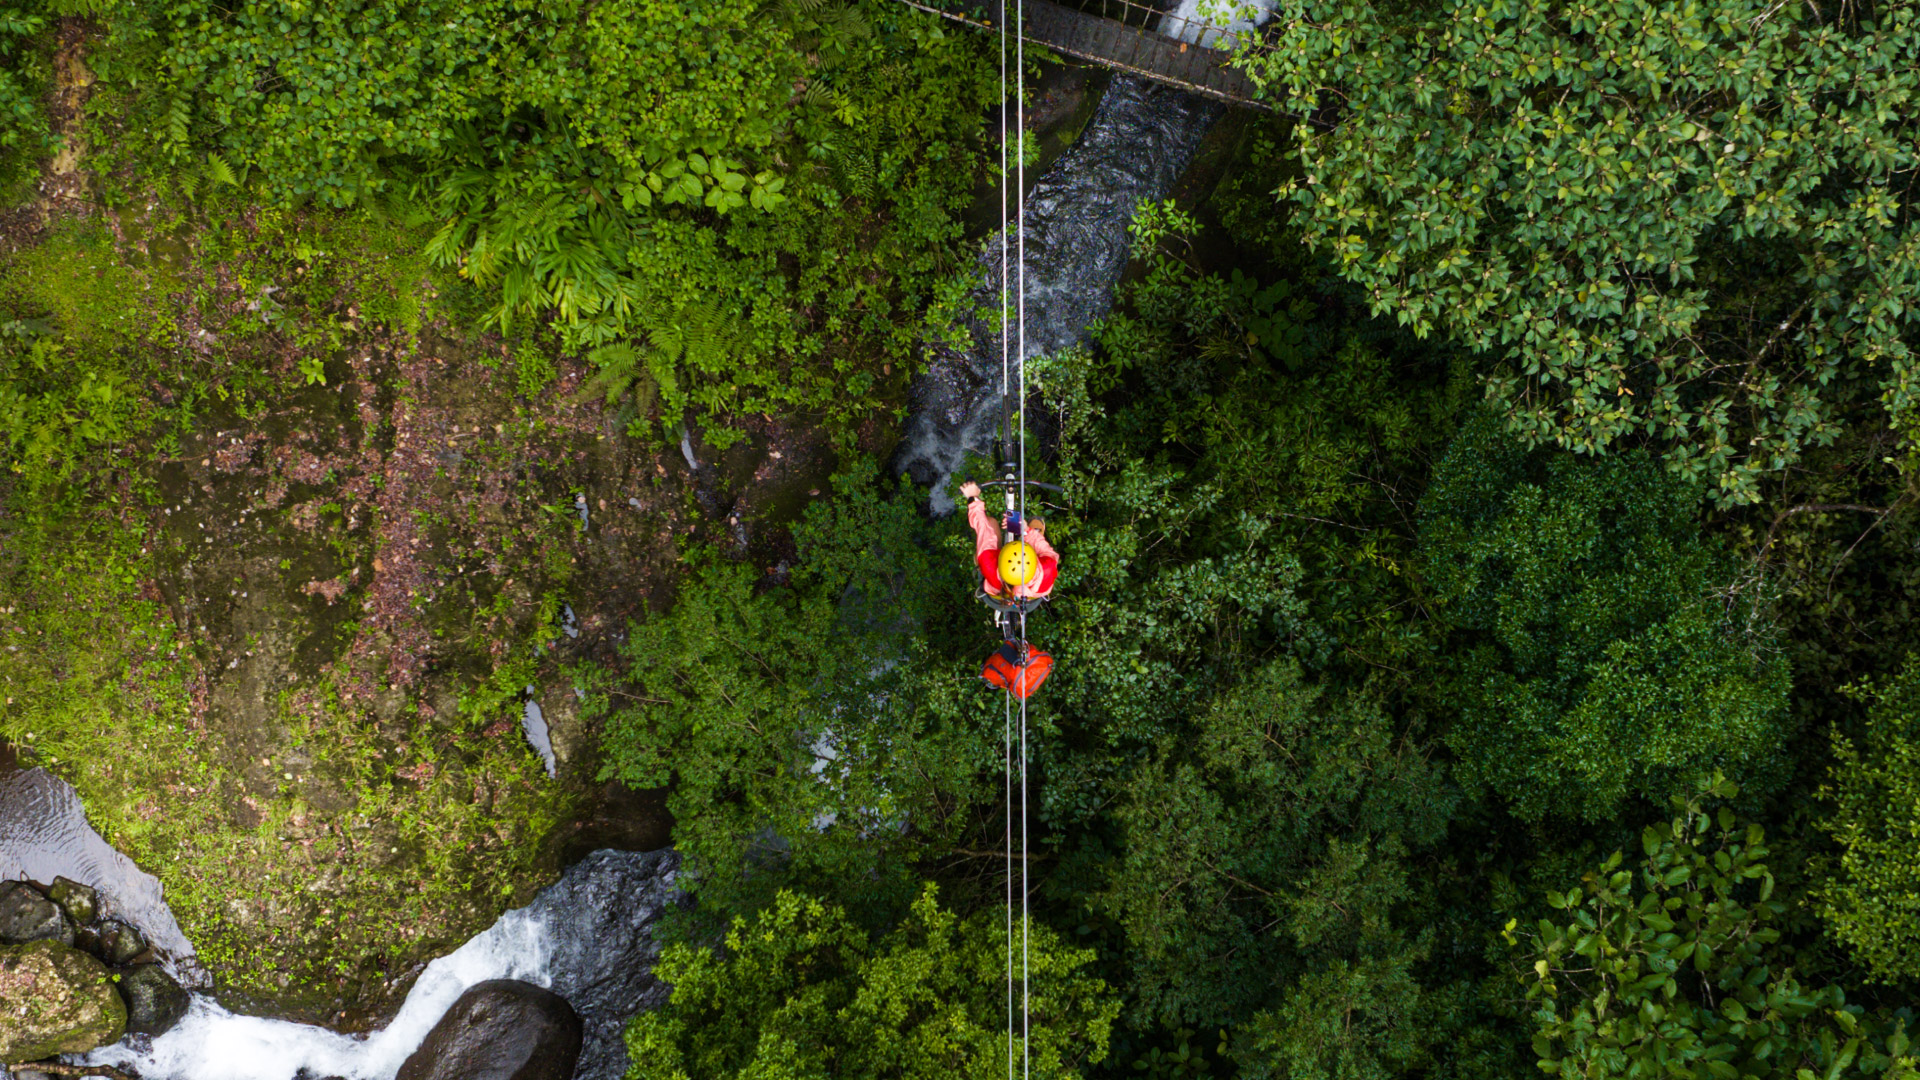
left=1, top=0, right=1918, bottom=1077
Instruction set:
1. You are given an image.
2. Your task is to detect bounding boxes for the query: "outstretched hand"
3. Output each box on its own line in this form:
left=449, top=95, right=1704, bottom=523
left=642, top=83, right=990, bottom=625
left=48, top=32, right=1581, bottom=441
left=960, top=480, right=981, bottom=500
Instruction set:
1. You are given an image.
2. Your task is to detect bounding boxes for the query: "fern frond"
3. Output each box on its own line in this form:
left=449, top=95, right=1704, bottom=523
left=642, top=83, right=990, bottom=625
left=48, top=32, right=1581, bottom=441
left=832, top=4, right=872, bottom=41
left=830, top=145, right=877, bottom=201
left=203, top=152, right=237, bottom=187
left=162, top=97, right=192, bottom=163
left=582, top=342, right=648, bottom=406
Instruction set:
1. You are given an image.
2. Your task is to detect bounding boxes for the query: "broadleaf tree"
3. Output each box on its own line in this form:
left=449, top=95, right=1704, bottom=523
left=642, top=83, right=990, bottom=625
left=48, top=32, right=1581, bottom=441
left=1419, top=414, right=1790, bottom=820
left=1242, top=0, right=1920, bottom=504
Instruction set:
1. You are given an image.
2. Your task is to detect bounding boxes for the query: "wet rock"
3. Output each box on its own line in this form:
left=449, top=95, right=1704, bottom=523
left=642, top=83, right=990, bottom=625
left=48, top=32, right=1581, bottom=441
left=520, top=848, right=685, bottom=1080
left=0, top=881, right=72, bottom=947
left=395, top=979, right=581, bottom=1080
left=118, top=962, right=190, bottom=1036
left=47, top=876, right=96, bottom=925
left=95, top=918, right=147, bottom=965
left=0, top=769, right=201, bottom=979
left=0, top=938, right=126, bottom=1061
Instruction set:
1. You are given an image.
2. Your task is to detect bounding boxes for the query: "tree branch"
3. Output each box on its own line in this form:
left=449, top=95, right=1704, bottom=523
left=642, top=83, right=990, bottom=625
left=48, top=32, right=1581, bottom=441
left=1758, top=501, right=1891, bottom=561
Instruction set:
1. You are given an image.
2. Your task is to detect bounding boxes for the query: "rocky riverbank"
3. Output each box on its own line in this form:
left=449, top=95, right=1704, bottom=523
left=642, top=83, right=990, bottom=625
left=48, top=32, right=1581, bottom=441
left=0, top=875, right=188, bottom=1066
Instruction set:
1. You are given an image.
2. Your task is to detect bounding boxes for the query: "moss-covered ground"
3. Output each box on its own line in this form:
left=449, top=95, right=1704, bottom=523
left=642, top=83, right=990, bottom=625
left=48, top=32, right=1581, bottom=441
left=0, top=191, right=749, bottom=1024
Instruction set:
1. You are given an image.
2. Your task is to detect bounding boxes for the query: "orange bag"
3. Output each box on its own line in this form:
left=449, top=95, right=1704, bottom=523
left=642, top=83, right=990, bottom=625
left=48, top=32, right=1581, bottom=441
left=982, top=642, right=1054, bottom=700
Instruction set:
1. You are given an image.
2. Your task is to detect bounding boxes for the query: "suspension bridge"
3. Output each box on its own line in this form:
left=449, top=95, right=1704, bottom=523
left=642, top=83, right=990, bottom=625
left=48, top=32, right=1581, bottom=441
left=893, top=0, right=1271, bottom=107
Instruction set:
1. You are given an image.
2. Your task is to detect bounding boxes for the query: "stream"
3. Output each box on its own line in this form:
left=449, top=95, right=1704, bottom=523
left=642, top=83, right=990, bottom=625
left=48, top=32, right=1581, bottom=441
left=892, top=0, right=1275, bottom=511
left=894, top=68, right=1232, bottom=508
left=0, top=766, right=205, bottom=989
left=0, top=756, right=681, bottom=1080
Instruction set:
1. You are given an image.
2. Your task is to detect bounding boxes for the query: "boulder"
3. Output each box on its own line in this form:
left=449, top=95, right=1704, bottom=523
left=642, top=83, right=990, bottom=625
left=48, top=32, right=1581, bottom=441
left=95, top=918, right=147, bottom=965
left=46, top=877, right=96, bottom=925
left=118, top=963, right=190, bottom=1036
left=0, top=882, right=71, bottom=947
left=395, top=979, right=582, bottom=1080
left=0, top=939, right=126, bottom=1062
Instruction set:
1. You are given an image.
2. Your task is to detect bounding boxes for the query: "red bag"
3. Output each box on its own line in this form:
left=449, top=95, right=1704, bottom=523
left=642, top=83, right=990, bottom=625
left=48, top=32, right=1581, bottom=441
left=982, top=642, right=1054, bottom=700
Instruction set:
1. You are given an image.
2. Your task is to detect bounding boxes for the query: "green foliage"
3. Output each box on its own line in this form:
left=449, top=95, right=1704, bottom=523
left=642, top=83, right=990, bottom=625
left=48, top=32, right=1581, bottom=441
left=0, top=319, right=135, bottom=489
left=1126, top=198, right=1201, bottom=256
left=513, top=344, right=555, bottom=400
left=1094, top=661, right=1451, bottom=1078
left=1128, top=1028, right=1227, bottom=1079
left=1419, top=414, right=1790, bottom=820
left=1046, top=187, right=1467, bottom=684
left=590, top=462, right=992, bottom=913
left=626, top=884, right=1119, bottom=1080
left=136, top=0, right=796, bottom=205
left=0, top=0, right=49, bottom=196
left=1014, top=183, right=1471, bottom=1075
left=593, top=557, right=845, bottom=869
left=1040, top=463, right=1309, bottom=761
left=0, top=224, right=177, bottom=503
left=1243, top=0, right=1920, bottom=503
left=1516, top=777, right=1920, bottom=1080
left=1817, top=658, right=1920, bottom=984
left=104, top=0, right=996, bottom=443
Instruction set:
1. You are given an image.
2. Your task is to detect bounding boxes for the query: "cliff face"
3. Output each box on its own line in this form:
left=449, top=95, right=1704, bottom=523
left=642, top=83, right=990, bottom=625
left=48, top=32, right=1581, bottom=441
left=0, top=239, right=859, bottom=1023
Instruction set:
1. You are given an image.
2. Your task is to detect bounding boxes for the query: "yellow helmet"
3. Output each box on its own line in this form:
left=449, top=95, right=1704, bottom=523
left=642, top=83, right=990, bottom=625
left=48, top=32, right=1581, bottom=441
left=998, top=541, right=1040, bottom=588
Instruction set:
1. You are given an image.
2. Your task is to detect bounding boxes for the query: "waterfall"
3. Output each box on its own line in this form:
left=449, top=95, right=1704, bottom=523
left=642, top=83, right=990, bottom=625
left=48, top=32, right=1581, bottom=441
left=78, top=849, right=683, bottom=1080
left=84, top=909, right=550, bottom=1080
left=1163, top=0, right=1274, bottom=49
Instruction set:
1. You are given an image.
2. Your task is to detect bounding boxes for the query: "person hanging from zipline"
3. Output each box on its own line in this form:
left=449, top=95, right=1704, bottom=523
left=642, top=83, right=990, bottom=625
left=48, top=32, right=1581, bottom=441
left=960, top=479, right=1059, bottom=603
left=966, top=474, right=1059, bottom=699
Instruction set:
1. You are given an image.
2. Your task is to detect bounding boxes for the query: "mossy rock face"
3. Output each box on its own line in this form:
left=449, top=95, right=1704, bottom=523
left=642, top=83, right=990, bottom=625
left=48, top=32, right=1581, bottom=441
left=0, top=939, right=126, bottom=1063
left=94, top=919, right=146, bottom=966
left=46, top=877, right=96, bottom=926
left=0, top=211, right=820, bottom=1028
left=0, top=883, right=72, bottom=948
left=119, top=963, right=191, bottom=1036
left=77, top=334, right=702, bottom=1025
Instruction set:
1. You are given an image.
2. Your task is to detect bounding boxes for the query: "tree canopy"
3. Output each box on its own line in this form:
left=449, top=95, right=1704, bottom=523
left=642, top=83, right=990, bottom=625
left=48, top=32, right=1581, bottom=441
left=1419, top=413, right=1791, bottom=820
left=1244, top=0, right=1920, bottom=504
left=3, top=1, right=1920, bottom=1077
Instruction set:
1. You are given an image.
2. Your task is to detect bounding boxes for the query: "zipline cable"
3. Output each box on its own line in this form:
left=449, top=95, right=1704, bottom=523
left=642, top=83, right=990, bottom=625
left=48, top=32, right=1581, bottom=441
left=1015, top=0, right=1031, bottom=1073
left=987, top=0, right=1030, bottom=1066
left=996, top=1, right=1019, bottom=1078
left=1005, top=681, right=1015, bottom=1080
